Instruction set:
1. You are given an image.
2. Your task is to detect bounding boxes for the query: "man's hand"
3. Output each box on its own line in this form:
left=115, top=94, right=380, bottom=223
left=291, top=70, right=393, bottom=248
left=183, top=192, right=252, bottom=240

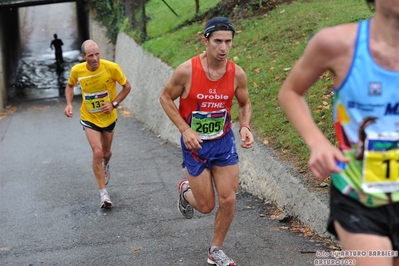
left=64, top=104, right=73, bottom=118
left=101, top=102, right=114, bottom=114
left=182, top=128, right=203, bottom=150
left=239, top=127, right=253, bottom=149
left=308, top=143, right=350, bottom=179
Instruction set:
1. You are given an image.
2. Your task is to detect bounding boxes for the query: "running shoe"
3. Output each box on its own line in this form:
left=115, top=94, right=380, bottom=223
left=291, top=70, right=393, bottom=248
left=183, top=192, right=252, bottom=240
left=207, top=248, right=236, bottom=266
left=100, top=193, right=112, bottom=208
left=177, top=179, right=194, bottom=219
left=104, top=163, right=110, bottom=186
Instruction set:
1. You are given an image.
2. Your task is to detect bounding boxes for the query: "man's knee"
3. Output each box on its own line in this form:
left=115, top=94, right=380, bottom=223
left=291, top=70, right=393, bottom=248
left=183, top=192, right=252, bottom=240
left=92, top=148, right=103, bottom=161
left=218, top=193, right=236, bottom=209
left=103, top=151, right=112, bottom=160
left=195, top=198, right=216, bottom=214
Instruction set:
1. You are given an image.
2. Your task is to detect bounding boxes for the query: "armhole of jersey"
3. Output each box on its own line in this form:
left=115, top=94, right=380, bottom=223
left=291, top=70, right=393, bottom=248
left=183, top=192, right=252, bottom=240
left=188, top=55, right=201, bottom=98
left=334, top=20, right=365, bottom=92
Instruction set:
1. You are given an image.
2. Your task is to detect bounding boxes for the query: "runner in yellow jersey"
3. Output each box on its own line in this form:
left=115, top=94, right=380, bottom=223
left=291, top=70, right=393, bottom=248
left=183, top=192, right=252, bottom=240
left=64, top=40, right=131, bottom=208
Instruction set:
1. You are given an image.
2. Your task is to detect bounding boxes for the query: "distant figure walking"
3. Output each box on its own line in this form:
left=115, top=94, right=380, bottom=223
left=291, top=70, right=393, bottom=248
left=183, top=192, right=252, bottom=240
left=50, top=34, right=64, bottom=66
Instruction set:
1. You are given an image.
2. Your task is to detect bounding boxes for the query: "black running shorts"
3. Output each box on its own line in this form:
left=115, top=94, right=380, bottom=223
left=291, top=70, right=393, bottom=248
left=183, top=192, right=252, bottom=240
left=327, top=185, right=399, bottom=251
left=80, top=120, right=116, bottom=133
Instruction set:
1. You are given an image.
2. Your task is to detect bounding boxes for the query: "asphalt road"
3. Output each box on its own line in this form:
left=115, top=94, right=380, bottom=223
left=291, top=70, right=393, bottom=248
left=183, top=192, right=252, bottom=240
left=0, top=96, right=338, bottom=266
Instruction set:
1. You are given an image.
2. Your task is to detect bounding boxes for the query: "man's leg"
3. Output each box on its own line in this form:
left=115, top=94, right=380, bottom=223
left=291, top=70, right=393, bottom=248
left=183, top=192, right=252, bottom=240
left=334, top=221, right=396, bottom=266
left=211, top=164, right=239, bottom=247
left=84, top=127, right=114, bottom=208
left=184, top=168, right=215, bottom=214
left=101, top=130, right=114, bottom=185
left=84, top=127, right=106, bottom=189
left=101, top=130, right=114, bottom=166
left=184, top=164, right=239, bottom=246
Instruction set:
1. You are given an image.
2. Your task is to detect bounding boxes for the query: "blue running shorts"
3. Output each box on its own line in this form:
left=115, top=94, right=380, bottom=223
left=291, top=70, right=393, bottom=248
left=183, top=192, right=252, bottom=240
left=181, top=129, right=239, bottom=177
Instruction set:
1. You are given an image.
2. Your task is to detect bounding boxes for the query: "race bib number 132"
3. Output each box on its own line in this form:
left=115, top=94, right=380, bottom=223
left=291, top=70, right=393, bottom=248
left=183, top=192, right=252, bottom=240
left=84, top=91, right=110, bottom=113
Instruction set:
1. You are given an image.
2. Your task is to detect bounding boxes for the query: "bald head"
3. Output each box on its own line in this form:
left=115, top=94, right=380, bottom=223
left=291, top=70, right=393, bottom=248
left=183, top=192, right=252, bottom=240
left=81, top=40, right=99, bottom=56
left=81, top=40, right=101, bottom=71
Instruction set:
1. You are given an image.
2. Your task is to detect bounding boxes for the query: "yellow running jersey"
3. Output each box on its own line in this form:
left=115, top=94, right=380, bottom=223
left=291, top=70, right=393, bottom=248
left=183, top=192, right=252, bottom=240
left=68, top=60, right=127, bottom=127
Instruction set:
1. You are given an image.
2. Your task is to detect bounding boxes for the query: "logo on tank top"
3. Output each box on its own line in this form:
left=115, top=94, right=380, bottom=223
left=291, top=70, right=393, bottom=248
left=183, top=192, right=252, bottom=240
left=368, top=82, right=382, bottom=96
left=196, top=93, right=229, bottom=100
left=197, top=88, right=230, bottom=109
left=385, top=103, right=399, bottom=115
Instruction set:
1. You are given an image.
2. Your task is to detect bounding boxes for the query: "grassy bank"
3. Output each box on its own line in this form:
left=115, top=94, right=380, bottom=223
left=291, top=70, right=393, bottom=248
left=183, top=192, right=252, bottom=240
left=130, top=0, right=373, bottom=177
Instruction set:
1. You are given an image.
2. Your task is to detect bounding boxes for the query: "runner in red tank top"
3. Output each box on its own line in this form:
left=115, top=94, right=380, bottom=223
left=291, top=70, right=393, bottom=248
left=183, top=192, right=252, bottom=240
left=160, top=17, right=253, bottom=266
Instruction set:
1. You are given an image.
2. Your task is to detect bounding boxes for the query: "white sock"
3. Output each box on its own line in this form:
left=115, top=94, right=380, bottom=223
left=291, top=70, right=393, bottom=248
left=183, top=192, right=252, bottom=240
left=210, top=245, right=222, bottom=253
left=100, top=188, right=108, bottom=196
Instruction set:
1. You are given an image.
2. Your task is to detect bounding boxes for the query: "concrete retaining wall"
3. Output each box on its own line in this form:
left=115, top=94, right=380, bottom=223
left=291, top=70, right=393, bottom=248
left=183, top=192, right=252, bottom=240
left=0, top=25, right=4, bottom=111
left=114, top=32, right=331, bottom=238
left=88, top=8, right=114, bottom=61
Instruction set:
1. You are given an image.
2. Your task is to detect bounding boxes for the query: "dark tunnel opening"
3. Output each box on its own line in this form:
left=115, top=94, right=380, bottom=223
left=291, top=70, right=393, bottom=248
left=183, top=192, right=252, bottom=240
left=0, top=0, right=90, bottom=105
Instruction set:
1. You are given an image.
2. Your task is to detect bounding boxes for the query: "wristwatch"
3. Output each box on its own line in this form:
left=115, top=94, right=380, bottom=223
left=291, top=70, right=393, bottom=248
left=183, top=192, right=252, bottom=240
left=112, top=101, right=119, bottom=108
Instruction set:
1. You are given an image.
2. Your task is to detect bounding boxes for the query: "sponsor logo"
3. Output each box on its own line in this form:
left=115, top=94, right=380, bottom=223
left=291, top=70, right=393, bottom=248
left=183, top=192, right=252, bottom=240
left=201, top=102, right=225, bottom=108
left=385, top=103, right=399, bottom=115
left=197, top=93, right=229, bottom=100
left=348, top=101, right=355, bottom=108
left=368, top=82, right=382, bottom=96
left=347, top=101, right=384, bottom=112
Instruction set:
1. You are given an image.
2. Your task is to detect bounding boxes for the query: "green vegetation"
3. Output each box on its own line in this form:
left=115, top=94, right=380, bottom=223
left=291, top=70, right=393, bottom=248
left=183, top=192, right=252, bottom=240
left=84, top=0, right=124, bottom=44
left=145, top=0, right=220, bottom=38
left=138, top=0, right=373, bottom=174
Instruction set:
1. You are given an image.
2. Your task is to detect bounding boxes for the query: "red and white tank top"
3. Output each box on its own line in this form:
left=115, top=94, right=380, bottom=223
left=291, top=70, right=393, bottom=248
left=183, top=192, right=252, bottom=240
left=179, top=55, right=236, bottom=140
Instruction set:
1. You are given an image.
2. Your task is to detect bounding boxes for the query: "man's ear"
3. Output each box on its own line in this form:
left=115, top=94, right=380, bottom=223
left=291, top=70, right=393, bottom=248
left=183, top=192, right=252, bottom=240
left=203, top=36, right=209, bottom=46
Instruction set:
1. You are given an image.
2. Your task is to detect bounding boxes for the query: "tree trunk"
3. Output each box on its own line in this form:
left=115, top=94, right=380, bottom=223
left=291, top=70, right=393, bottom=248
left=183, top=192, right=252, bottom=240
left=141, top=0, right=147, bottom=42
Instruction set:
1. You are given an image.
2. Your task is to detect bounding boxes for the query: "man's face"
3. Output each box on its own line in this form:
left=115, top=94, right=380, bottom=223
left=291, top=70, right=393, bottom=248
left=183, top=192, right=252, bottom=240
left=205, top=31, right=233, bottom=61
left=82, top=43, right=100, bottom=71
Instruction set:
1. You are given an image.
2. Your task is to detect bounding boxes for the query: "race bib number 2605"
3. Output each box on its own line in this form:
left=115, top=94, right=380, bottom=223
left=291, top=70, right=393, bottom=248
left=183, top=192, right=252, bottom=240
left=191, top=109, right=227, bottom=140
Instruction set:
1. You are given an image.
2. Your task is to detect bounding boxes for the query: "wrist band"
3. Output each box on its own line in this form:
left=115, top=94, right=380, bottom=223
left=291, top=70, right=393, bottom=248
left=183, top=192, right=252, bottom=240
left=239, top=124, right=251, bottom=133
left=180, top=126, right=190, bottom=135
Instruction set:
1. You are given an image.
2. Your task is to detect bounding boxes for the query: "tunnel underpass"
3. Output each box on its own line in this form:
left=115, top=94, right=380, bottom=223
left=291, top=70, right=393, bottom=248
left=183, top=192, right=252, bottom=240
left=0, top=0, right=89, bottom=107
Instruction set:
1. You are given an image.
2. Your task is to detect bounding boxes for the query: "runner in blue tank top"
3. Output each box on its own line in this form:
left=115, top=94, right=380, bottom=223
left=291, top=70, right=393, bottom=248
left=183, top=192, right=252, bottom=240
left=279, top=0, right=399, bottom=265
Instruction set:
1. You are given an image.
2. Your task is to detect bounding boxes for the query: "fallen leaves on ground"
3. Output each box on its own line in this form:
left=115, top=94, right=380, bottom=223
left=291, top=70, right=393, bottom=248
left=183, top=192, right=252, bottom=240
left=121, top=108, right=134, bottom=118
left=265, top=202, right=340, bottom=250
left=0, top=106, right=18, bottom=120
left=32, top=106, right=49, bottom=110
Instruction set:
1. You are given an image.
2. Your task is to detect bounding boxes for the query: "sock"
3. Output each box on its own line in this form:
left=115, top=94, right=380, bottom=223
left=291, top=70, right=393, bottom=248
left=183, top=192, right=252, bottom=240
left=100, top=188, right=108, bottom=196
left=210, top=245, right=222, bottom=253
left=181, top=182, right=191, bottom=203
left=182, top=188, right=190, bottom=203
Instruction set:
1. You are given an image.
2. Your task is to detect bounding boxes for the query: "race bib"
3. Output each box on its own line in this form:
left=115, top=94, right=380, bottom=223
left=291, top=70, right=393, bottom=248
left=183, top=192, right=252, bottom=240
left=191, top=109, right=227, bottom=140
left=84, top=91, right=110, bottom=113
left=362, top=132, right=399, bottom=193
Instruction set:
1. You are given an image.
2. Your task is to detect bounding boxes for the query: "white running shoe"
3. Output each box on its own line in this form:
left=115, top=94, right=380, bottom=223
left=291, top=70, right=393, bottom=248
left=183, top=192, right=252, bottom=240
left=177, top=180, right=194, bottom=219
left=207, top=248, right=236, bottom=266
left=100, top=193, right=112, bottom=208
